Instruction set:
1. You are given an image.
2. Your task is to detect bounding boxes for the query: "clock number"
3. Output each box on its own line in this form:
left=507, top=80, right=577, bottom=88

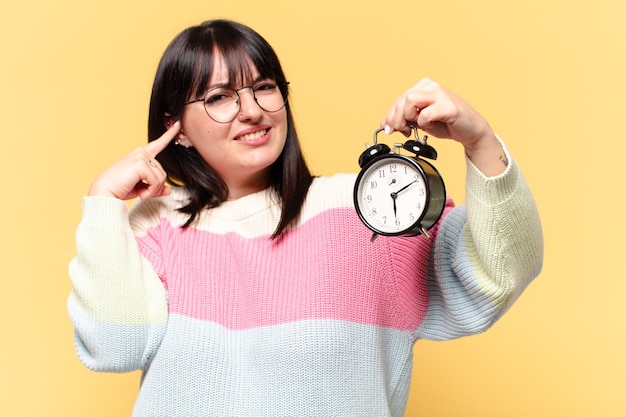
left=378, top=169, right=386, bottom=178
left=370, top=180, right=378, bottom=189
left=395, top=217, right=401, bottom=226
left=389, top=164, right=397, bottom=174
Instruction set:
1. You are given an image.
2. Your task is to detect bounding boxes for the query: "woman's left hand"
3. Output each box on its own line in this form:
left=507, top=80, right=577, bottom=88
left=382, top=78, right=508, bottom=176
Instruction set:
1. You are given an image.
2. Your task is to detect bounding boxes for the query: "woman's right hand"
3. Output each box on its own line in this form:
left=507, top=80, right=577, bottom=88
left=88, top=121, right=181, bottom=200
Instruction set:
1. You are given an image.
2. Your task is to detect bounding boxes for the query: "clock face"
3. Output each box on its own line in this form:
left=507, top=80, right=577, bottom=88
left=355, top=155, right=428, bottom=235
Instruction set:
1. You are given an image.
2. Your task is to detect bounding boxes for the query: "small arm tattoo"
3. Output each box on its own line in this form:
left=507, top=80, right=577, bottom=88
left=465, top=151, right=509, bottom=168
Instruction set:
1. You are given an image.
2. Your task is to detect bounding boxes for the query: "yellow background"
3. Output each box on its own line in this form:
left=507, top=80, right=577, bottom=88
left=1, top=0, right=624, bottom=415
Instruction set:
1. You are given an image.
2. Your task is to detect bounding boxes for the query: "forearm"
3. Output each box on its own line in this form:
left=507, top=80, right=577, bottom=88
left=67, top=196, right=167, bottom=372
left=415, top=146, right=543, bottom=340
left=463, top=131, right=509, bottom=177
left=462, top=141, right=543, bottom=315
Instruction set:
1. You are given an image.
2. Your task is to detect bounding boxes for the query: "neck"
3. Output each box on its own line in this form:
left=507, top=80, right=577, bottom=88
left=225, top=172, right=271, bottom=201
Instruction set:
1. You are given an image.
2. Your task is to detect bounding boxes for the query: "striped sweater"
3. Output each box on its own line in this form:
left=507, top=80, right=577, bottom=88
left=68, top=149, right=543, bottom=416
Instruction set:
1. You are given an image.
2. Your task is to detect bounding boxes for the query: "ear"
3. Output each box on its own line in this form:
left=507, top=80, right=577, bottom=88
left=165, top=113, right=192, bottom=148
left=164, top=113, right=179, bottom=129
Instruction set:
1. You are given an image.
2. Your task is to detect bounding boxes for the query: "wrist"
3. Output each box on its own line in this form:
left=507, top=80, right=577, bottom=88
left=464, top=133, right=508, bottom=177
left=88, top=181, right=117, bottom=198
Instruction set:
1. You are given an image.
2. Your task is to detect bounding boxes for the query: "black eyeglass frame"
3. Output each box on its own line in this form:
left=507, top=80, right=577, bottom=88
left=183, top=81, right=290, bottom=124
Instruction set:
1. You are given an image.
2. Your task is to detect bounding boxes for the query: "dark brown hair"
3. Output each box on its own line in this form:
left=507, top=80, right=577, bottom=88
left=147, top=20, right=313, bottom=239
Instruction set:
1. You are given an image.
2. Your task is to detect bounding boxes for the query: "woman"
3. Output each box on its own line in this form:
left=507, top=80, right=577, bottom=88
left=68, top=19, right=543, bottom=416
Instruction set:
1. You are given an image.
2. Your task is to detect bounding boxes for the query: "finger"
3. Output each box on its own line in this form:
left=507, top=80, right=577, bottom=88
left=414, top=77, right=437, bottom=91
left=404, top=89, right=439, bottom=120
left=147, top=158, right=167, bottom=196
left=383, top=79, right=441, bottom=136
left=137, top=181, right=171, bottom=200
left=124, top=149, right=168, bottom=200
left=145, top=120, right=181, bottom=157
left=384, top=95, right=423, bottom=137
left=142, top=157, right=170, bottom=197
left=382, top=96, right=407, bottom=136
left=416, top=95, right=459, bottom=131
left=135, top=179, right=171, bottom=200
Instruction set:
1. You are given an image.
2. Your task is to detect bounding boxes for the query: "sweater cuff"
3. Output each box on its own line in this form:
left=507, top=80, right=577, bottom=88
left=80, top=196, right=130, bottom=229
left=464, top=137, right=520, bottom=206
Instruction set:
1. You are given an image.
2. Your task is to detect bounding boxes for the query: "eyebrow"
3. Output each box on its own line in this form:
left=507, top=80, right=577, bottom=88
left=207, top=75, right=269, bottom=90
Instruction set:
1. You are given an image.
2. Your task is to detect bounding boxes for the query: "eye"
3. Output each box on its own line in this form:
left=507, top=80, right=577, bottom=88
left=205, top=88, right=236, bottom=105
left=253, top=81, right=278, bottom=94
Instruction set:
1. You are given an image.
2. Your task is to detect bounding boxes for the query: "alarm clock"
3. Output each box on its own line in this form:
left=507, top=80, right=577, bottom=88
left=353, top=127, right=446, bottom=241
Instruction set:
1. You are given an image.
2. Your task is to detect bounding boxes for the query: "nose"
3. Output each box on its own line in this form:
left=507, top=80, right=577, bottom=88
left=236, top=87, right=262, bottom=121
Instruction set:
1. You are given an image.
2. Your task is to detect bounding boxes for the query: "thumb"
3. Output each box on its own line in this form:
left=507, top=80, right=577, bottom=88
left=145, top=121, right=181, bottom=157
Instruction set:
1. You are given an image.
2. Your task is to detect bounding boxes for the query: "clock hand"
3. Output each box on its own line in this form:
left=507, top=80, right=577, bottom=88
left=395, top=180, right=417, bottom=195
left=391, top=180, right=416, bottom=218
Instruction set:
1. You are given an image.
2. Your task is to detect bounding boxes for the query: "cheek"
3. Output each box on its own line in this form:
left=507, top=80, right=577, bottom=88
left=182, top=106, right=228, bottom=138
left=184, top=118, right=228, bottom=147
left=274, top=113, right=289, bottom=142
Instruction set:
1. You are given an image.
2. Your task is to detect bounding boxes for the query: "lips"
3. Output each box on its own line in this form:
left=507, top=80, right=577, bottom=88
left=235, top=128, right=268, bottom=141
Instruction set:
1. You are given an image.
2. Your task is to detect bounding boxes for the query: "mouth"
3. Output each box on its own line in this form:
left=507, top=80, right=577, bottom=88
left=235, top=128, right=269, bottom=141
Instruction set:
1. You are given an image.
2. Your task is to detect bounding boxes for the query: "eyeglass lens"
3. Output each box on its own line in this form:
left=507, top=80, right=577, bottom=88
left=203, top=81, right=286, bottom=123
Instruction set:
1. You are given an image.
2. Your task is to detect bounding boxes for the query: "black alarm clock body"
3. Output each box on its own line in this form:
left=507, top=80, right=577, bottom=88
left=353, top=128, right=446, bottom=239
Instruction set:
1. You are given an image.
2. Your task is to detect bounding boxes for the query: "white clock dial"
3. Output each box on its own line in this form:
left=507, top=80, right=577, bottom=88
left=356, top=156, right=428, bottom=234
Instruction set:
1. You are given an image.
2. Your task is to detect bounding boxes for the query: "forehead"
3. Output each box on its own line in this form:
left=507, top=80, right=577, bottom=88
left=208, top=50, right=261, bottom=87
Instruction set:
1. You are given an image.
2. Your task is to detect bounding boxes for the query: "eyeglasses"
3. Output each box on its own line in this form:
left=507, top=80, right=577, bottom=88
left=184, top=80, right=289, bottom=123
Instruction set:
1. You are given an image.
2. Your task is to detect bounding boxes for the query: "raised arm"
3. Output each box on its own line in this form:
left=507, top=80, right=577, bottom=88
left=383, top=79, right=543, bottom=339
left=67, top=122, right=180, bottom=371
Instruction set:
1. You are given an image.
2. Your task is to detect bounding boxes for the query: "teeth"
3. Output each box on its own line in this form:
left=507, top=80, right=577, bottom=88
left=237, top=129, right=267, bottom=141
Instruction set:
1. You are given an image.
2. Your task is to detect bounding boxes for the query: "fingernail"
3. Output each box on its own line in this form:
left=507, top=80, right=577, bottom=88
left=384, top=125, right=392, bottom=135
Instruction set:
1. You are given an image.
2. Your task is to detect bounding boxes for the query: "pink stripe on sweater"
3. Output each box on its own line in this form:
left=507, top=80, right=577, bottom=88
left=137, top=208, right=431, bottom=331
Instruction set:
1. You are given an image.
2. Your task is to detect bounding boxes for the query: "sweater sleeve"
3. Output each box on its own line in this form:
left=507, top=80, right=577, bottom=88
left=67, top=196, right=168, bottom=372
left=414, top=140, right=543, bottom=340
